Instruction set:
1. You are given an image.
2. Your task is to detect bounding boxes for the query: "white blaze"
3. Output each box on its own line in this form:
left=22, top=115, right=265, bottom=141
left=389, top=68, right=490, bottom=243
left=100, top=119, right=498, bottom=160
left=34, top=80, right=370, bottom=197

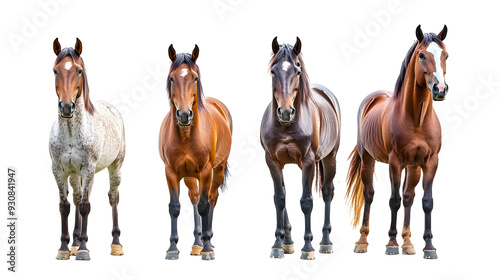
left=426, top=42, right=444, bottom=84
left=180, top=68, right=188, bottom=77
left=64, top=61, right=72, bottom=70
left=282, top=61, right=291, bottom=72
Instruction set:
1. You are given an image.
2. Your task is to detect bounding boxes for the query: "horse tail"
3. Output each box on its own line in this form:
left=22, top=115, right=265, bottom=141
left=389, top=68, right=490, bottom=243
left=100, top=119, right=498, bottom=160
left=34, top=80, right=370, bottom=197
left=345, top=146, right=364, bottom=228
left=315, top=160, right=325, bottom=194
left=220, top=162, right=230, bottom=192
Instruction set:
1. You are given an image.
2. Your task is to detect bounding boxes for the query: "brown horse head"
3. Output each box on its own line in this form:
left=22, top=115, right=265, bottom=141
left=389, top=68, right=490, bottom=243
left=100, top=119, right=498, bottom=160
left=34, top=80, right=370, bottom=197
left=52, top=38, right=93, bottom=118
left=167, top=44, right=204, bottom=126
left=269, top=37, right=310, bottom=123
left=414, top=25, right=448, bottom=101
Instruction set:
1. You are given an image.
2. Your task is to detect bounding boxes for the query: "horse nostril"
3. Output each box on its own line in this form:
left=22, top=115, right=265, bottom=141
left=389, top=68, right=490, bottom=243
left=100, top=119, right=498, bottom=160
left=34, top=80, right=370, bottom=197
left=58, top=101, right=63, bottom=112
left=277, top=107, right=282, bottom=117
left=445, top=84, right=449, bottom=93
left=188, top=110, right=193, bottom=119
left=432, top=84, right=439, bottom=94
left=71, top=102, right=76, bottom=112
left=176, top=110, right=181, bottom=119
left=290, top=107, right=295, bottom=116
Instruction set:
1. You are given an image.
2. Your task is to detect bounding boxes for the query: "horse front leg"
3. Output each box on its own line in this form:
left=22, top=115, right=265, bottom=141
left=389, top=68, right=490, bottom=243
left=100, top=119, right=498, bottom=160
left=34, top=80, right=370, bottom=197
left=422, top=156, right=438, bottom=259
left=76, top=166, right=95, bottom=261
left=108, top=166, right=123, bottom=256
left=300, top=152, right=316, bottom=260
left=265, top=153, right=286, bottom=259
left=198, top=163, right=214, bottom=260
left=386, top=155, right=403, bottom=255
left=401, top=166, right=421, bottom=255
left=185, top=177, right=203, bottom=256
left=165, top=165, right=181, bottom=260
left=69, top=174, right=82, bottom=256
left=53, top=165, right=70, bottom=260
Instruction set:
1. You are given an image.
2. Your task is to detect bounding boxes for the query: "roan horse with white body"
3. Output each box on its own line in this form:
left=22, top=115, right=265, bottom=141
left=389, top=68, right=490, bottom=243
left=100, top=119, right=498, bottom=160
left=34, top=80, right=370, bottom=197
left=49, top=38, right=126, bottom=261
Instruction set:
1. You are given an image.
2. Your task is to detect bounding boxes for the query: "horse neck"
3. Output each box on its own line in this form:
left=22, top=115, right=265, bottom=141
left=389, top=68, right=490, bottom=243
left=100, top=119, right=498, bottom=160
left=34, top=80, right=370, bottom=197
left=399, top=59, right=434, bottom=127
left=57, top=97, right=87, bottom=137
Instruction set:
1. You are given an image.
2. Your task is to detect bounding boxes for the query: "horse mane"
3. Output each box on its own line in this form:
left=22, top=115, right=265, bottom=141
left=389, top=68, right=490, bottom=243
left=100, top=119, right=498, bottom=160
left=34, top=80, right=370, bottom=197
left=54, top=47, right=94, bottom=115
left=269, top=44, right=312, bottom=104
left=166, top=53, right=205, bottom=110
left=393, top=33, right=444, bottom=98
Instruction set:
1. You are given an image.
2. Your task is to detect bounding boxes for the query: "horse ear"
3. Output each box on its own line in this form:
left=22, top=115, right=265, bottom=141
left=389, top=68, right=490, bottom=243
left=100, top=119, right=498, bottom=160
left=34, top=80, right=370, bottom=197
left=416, top=25, right=424, bottom=42
left=168, top=44, right=176, bottom=61
left=74, top=38, right=82, bottom=56
left=438, top=25, right=447, bottom=41
left=192, top=44, right=199, bottom=63
left=53, top=38, right=61, bottom=55
left=272, top=36, right=279, bottom=54
left=293, top=37, right=302, bottom=55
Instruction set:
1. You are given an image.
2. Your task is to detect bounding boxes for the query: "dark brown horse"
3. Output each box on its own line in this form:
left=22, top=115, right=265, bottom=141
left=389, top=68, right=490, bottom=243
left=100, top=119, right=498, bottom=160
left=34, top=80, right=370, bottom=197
left=261, top=37, right=341, bottom=260
left=159, top=44, right=232, bottom=261
left=346, top=25, right=449, bottom=259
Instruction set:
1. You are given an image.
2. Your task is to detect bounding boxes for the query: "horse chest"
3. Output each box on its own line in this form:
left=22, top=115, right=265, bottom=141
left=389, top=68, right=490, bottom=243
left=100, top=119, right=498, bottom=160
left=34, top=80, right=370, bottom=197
left=50, top=135, right=92, bottom=173
left=269, top=134, right=310, bottom=165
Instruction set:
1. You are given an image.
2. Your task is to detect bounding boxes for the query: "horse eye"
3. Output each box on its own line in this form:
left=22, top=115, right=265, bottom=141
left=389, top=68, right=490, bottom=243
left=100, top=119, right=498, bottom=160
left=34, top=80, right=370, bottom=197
left=297, top=71, right=301, bottom=76
left=296, top=62, right=301, bottom=67
left=194, top=77, right=198, bottom=82
left=53, top=70, right=57, bottom=75
left=446, top=55, right=449, bottom=60
left=78, top=69, right=82, bottom=74
left=270, top=70, right=275, bottom=76
left=419, top=53, right=425, bottom=60
left=169, top=77, right=174, bottom=82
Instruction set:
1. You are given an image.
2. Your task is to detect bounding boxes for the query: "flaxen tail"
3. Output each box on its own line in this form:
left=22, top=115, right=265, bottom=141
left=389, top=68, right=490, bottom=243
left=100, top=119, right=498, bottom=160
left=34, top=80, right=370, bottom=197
left=345, top=146, right=364, bottom=228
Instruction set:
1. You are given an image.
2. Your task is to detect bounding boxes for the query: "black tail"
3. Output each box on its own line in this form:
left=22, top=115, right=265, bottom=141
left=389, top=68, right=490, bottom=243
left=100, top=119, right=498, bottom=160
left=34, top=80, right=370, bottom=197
left=220, top=162, right=230, bottom=192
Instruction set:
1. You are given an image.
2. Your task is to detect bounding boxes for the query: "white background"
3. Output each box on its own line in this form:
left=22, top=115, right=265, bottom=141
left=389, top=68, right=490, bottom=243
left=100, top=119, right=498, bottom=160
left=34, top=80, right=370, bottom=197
left=1, top=0, right=499, bottom=279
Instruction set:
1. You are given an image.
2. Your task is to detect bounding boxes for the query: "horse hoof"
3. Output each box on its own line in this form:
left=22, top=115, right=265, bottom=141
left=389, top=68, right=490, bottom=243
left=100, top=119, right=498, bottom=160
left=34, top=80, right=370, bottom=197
left=319, top=244, right=333, bottom=254
left=270, top=248, right=284, bottom=259
left=284, top=244, right=294, bottom=254
left=385, top=246, right=399, bottom=255
left=201, top=251, right=215, bottom=260
left=402, top=244, right=416, bottom=255
left=56, top=250, right=70, bottom=260
left=300, top=251, right=315, bottom=260
left=70, top=246, right=78, bottom=256
left=75, top=250, right=90, bottom=261
left=165, top=251, right=179, bottom=260
left=354, top=242, right=368, bottom=253
left=111, top=245, right=124, bottom=256
left=423, top=250, right=438, bottom=259
left=191, top=245, right=203, bottom=256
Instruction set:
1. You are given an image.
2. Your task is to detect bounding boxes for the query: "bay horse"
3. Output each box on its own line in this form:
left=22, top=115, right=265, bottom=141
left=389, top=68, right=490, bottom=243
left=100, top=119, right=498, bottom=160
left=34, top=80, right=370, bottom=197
left=159, top=44, right=232, bottom=261
left=261, top=37, right=341, bottom=260
left=346, top=25, right=449, bottom=259
left=49, top=38, right=126, bottom=261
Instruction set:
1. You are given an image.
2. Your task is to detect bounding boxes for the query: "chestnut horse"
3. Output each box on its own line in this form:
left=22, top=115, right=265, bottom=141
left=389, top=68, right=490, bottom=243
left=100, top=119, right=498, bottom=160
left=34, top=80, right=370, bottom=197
left=50, top=38, right=126, bottom=261
left=346, top=25, right=449, bottom=259
left=159, top=45, right=232, bottom=261
left=261, top=37, right=341, bottom=260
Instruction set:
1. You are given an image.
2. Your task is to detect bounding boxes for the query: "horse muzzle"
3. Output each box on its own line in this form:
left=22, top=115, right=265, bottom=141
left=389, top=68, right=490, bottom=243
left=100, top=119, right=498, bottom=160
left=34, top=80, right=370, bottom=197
left=59, top=101, right=76, bottom=118
left=277, top=106, right=295, bottom=123
left=176, top=109, right=193, bottom=126
left=432, top=83, right=448, bottom=101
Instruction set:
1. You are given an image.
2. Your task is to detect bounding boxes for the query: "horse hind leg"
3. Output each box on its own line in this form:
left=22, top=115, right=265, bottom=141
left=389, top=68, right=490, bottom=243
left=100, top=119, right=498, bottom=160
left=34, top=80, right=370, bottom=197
left=355, top=152, right=375, bottom=254
left=401, top=166, right=421, bottom=255
left=319, top=157, right=336, bottom=254
left=386, top=156, right=403, bottom=255
left=108, top=165, right=123, bottom=256
left=185, top=177, right=203, bottom=256
left=69, top=174, right=82, bottom=256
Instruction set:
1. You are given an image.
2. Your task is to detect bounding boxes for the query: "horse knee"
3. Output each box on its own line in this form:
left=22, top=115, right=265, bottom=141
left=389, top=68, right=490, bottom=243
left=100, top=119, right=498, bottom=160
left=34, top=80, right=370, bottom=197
left=274, top=194, right=286, bottom=210
left=422, top=197, right=433, bottom=213
left=300, top=197, right=313, bottom=215
left=389, top=195, right=401, bottom=210
left=59, top=200, right=70, bottom=217
left=321, top=184, right=334, bottom=201
left=79, top=202, right=91, bottom=217
left=403, top=192, right=414, bottom=207
left=198, top=199, right=209, bottom=216
left=169, top=201, right=181, bottom=218
left=108, top=190, right=119, bottom=206
left=364, top=189, right=375, bottom=204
